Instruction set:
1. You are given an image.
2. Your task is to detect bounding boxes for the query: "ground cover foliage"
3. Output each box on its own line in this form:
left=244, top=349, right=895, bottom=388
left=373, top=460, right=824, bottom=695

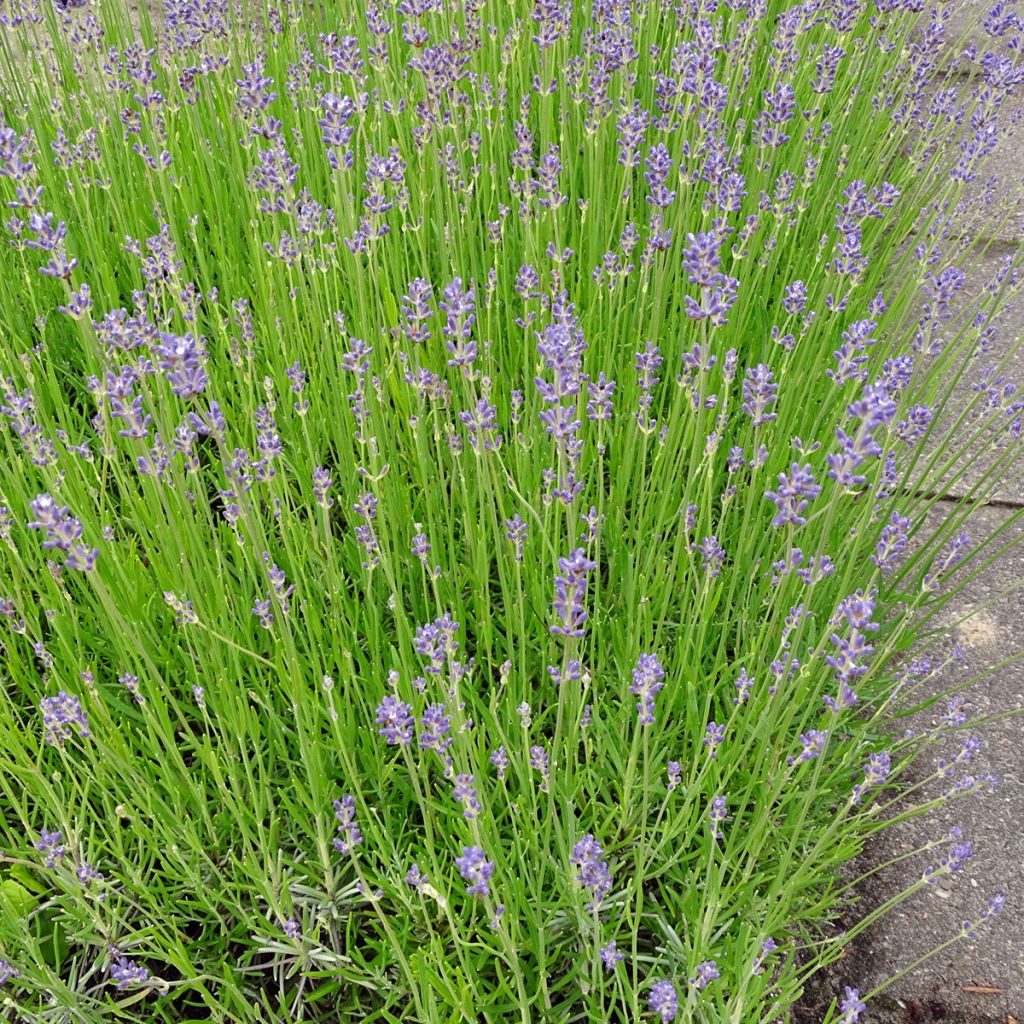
left=0, top=0, right=1023, bottom=1020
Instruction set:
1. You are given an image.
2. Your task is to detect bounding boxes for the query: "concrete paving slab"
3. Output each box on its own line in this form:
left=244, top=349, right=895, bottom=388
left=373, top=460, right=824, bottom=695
left=938, top=0, right=1019, bottom=62
left=904, top=245, right=1024, bottom=506
left=806, top=502, right=1024, bottom=1024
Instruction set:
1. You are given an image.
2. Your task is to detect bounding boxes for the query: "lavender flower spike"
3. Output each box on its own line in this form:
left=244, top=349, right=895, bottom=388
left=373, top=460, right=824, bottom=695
left=332, top=795, right=364, bottom=854
left=455, top=845, right=494, bottom=896
left=376, top=694, right=414, bottom=745
left=648, top=978, right=679, bottom=1022
left=40, top=691, right=90, bottom=746
left=569, top=834, right=613, bottom=906
left=629, top=652, right=665, bottom=725
left=840, top=987, right=866, bottom=1023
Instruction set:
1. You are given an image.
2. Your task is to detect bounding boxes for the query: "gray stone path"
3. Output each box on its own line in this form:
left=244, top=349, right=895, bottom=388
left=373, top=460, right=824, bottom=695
left=823, top=11, right=1024, bottom=1018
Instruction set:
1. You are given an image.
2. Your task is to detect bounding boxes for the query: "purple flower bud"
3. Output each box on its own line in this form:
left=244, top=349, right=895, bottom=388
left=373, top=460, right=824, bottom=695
left=709, top=795, right=727, bottom=838
left=764, top=464, right=821, bottom=528
left=852, top=751, right=890, bottom=803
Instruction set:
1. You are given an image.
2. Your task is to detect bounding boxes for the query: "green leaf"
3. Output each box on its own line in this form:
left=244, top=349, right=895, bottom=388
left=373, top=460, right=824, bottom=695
left=0, top=877, right=37, bottom=918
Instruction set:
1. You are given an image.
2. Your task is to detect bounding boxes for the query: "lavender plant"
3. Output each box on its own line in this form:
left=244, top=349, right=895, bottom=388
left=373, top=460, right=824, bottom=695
left=0, top=0, right=1022, bottom=1020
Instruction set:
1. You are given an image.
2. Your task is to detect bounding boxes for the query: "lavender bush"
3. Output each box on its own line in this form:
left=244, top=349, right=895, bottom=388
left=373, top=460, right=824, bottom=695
left=0, top=0, right=1022, bottom=1020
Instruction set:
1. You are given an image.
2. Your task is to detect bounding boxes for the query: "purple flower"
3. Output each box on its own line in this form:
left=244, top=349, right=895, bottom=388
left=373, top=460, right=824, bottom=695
left=504, top=515, right=528, bottom=562
left=734, top=668, right=754, bottom=704
left=697, top=535, right=726, bottom=577
left=453, top=774, right=483, bottom=819
left=332, top=795, right=363, bottom=855
left=550, top=548, right=598, bottom=638
left=570, top=834, right=613, bottom=906
left=455, top=845, right=493, bottom=897
left=752, top=937, right=778, bottom=974
left=0, top=960, right=20, bottom=986
left=35, top=828, right=66, bottom=868
left=630, top=652, right=665, bottom=725
left=764, top=464, right=821, bottom=528
left=703, top=721, right=725, bottom=758
left=982, top=893, right=1005, bottom=919
left=852, top=751, right=890, bottom=803
left=405, top=863, right=427, bottom=890
left=840, top=987, right=866, bottom=1023
left=529, top=745, right=550, bottom=791
left=312, top=466, right=334, bottom=509
left=741, top=365, right=778, bottom=426
left=667, top=760, right=682, bottom=790
left=648, top=978, right=679, bottom=1022
left=790, top=729, right=828, bottom=765
left=413, top=613, right=460, bottom=673
left=109, top=953, right=149, bottom=989
left=490, top=746, right=510, bottom=779
left=872, top=512, right=911, bottom=575
left=709, top=795, right=727, bottom=838
left=440, top=278, right=477, bottom=370
left=691, top=960, right=719, bottom=990
left=40, top=691, right=90, bottom=746
left=27, top=494, right=97, bottom=572
left=600, top=940, right=624, bottom=969
left=644, top=144, right=676, bottom=208
left=376, top=695, right=414, bottom=746
left=682, top=231, right=722, bottom=288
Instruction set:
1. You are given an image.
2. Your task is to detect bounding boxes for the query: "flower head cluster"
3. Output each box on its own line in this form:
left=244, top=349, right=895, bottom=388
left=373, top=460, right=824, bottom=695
left=376, top=694, right=414, bottom=745
left=550, top=548, right=597, bottom=638
left=109, top=954, right=149, bottom=989
left=40, top=691, right=90, bottom=746
left=629, top=652, right=665, bottom=725
left=648, top=979, right=678, bottom=1022
left=35, top=828, right=66, bottom=867
left=455, top=845, right=493, bottom=897
left=332, top=795, right=363, bottom=855
left=690, top=960, right=719, bottom=990
left=569, top=834, right=613, bottom=907
left=27, top=493, right=97, bottom=571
